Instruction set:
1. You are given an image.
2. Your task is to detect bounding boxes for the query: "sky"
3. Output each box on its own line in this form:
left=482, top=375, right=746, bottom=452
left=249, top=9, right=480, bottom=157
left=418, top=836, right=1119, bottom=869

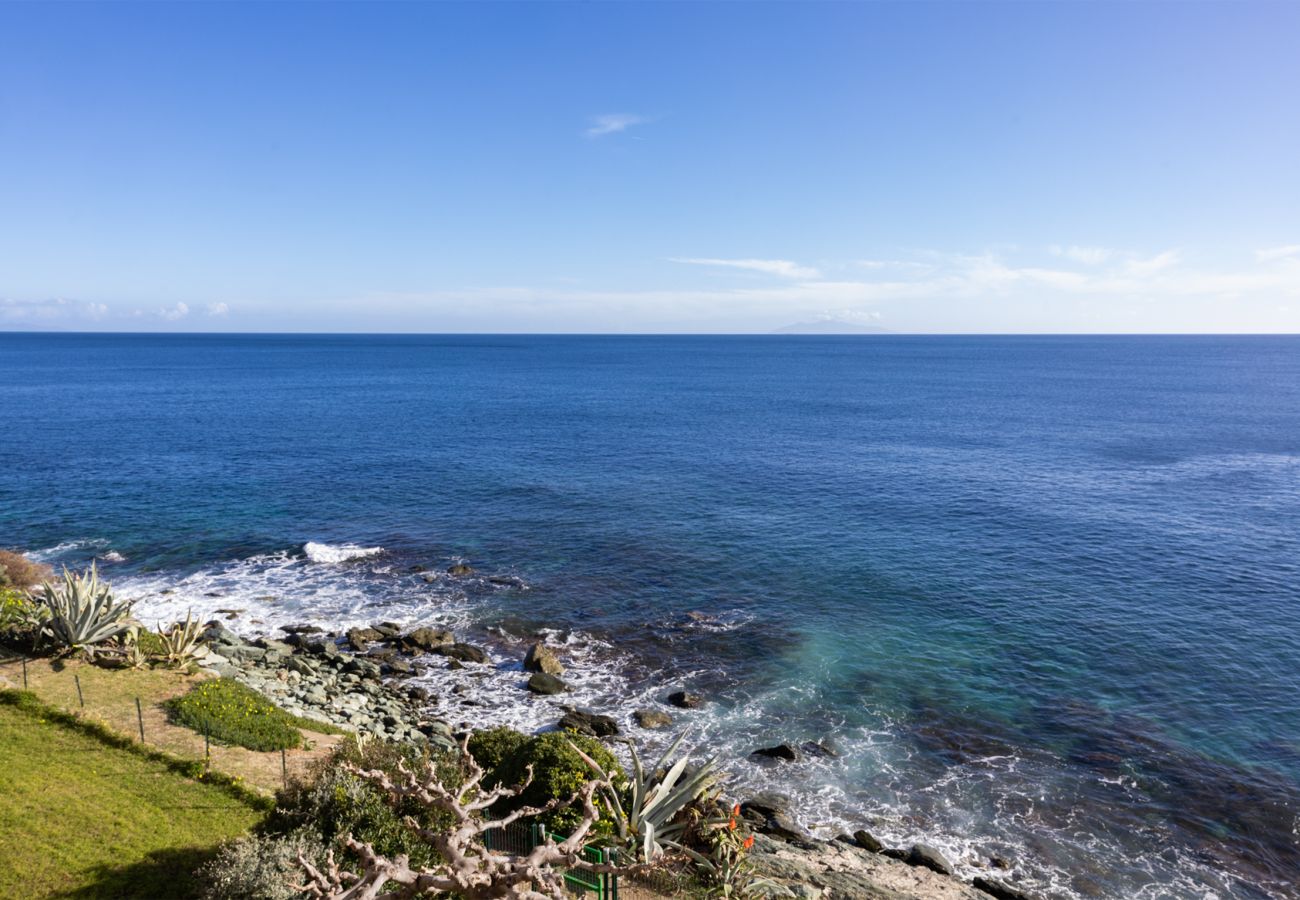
left=1, top=1, right=1298, bottom=334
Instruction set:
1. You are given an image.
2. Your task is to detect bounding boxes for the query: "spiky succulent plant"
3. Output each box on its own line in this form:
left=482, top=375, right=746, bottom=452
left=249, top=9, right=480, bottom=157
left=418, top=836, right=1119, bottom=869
left=157, top=609, right=211, bottom=667
left=37, top=563, right=136, bottom=653
left=571, top=731, right=721, bottom=863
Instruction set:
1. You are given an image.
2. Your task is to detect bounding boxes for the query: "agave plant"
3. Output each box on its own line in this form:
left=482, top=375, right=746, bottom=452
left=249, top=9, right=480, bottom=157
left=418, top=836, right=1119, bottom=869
left=570, top=731, right=721, bottom=863
left=157, top=609, right=211, bottom=667
left=37, top=563, right=136, bottom=654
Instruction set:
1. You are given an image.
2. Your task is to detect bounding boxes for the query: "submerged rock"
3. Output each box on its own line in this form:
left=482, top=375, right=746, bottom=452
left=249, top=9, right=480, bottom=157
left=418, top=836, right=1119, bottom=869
left=523, top=642, right=565, bottom=676
left=527, top=673, right=567, bottom=695
left=446, top=564, right=474, bottom=576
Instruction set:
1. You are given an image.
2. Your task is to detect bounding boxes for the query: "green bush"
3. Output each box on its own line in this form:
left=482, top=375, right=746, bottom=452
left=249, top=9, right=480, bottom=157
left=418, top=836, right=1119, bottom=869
left=468, top=725, right=529, bottom=772
left=198, top=829, right=325, bottom=900
left=268, top=736, right=462, bottom=870
left=165, top=678, right=343, bottom=752
left=491, top=731, right=625, bottom=835
left=0, top=587, right=41, bottom=631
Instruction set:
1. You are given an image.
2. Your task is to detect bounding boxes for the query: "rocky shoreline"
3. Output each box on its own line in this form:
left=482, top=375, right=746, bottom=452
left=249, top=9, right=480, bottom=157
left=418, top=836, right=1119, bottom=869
left=196, top=605, right=1038, bottom=900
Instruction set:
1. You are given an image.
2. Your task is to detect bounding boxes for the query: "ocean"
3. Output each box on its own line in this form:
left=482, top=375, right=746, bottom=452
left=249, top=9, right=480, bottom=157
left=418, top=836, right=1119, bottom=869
left=2, top=332, right=1297, bottom=899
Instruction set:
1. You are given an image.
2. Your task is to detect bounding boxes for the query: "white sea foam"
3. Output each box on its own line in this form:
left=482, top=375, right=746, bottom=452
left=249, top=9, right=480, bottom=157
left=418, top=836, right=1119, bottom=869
left=28, top=538, right=109, bottom=562
left=303, top=541, right=385, bottom=563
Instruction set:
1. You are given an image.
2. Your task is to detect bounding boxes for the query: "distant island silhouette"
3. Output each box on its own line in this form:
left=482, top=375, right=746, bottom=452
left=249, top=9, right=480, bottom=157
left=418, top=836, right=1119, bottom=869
left=771, top=320, right=893, bottom=335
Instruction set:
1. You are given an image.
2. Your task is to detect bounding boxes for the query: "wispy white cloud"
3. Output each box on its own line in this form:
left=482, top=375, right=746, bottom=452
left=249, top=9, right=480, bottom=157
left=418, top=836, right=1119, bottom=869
left=585, top=114, right=647, bottom=138
left=157, top=302, right=189, bottom=321
left=1049, top=244, right=1114, bottom=265
left=1256, top=244, right=1300, bottom=262
left=1124, top=250, right=1180, bottom=277
left=207, top=302, right=230, bottom=317
left=0, top=297, right=109, bottom=326
left=671, top=257, right=822, bottom=279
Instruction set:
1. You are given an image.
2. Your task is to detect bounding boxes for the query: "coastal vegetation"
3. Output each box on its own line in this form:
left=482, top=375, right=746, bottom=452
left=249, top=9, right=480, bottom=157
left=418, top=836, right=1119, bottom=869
left=166, top=677, right=344, bottom=751
left=0, top=554, right=1008, bottom=900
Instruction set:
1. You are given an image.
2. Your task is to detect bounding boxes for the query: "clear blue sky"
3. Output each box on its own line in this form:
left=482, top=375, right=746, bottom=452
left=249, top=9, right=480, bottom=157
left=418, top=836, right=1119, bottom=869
left=2, top=1, right=1298, bottom=333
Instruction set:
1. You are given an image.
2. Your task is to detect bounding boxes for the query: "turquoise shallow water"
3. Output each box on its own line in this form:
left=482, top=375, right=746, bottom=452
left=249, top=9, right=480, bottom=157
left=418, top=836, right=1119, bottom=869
left=2, top=333, right=1298, bottom=898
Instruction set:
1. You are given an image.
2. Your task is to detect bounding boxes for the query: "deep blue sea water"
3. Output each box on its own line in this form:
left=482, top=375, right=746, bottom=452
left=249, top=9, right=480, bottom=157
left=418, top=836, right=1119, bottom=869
left=2, top=333, right=1298, bottom=898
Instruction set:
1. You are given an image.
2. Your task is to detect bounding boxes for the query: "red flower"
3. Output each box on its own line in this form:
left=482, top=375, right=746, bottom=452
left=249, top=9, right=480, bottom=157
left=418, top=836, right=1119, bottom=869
left=743, top=835, right=755, bottom=850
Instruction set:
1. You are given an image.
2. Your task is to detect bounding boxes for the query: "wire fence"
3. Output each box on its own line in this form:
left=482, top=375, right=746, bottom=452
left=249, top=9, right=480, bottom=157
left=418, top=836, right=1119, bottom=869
left=0, top=650, right=320, bottom=793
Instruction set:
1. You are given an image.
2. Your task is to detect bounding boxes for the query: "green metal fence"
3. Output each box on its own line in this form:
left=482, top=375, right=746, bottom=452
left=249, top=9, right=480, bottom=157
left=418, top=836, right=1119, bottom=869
left=481, top=822, right=618, bottom=899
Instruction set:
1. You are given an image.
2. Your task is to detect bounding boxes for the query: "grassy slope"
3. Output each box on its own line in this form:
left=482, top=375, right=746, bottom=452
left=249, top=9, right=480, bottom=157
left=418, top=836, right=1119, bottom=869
left=0, top=693, right=266, bottom=899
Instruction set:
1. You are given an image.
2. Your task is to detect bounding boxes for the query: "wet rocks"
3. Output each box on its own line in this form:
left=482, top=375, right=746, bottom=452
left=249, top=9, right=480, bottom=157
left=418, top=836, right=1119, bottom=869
left=972, top=878, right=1035, bottom=900
left=801, top=739, right=839, bottom=759
left=667, top=690, right=703, bottom=709
left=751, top=743, right=801, bottom=762
left=634, top=708, right=673, bottom=729
left=906, top=843, right=955, bottom=876
left=432, top=643, right=488, bottom=664
left=346, top=627, right=383, bottom=651
left=280, top=624, right=323, bottom=635
left=558, top=708, right=619, bottom=738
left=397, top=627, right=453, bottom=653
left=523, top=642, right=565, bottom=676
left=852, top=829, right=883, bottom=853
left=446, top=564, right=474, bottom=576
left=527, top=673, right=567, bottom=695
left=371, top=621, right=402, bottom=639
left=740, top=794, right=806, bottom=843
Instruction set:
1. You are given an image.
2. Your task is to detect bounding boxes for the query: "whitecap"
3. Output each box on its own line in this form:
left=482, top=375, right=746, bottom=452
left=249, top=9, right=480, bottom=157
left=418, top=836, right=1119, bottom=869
left=303, top=541, right=384, bottom=563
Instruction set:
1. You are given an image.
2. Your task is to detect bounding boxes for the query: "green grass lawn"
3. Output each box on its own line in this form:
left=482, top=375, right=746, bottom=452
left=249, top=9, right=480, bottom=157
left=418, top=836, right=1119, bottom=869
left=0, top=691, right=267, bottom=899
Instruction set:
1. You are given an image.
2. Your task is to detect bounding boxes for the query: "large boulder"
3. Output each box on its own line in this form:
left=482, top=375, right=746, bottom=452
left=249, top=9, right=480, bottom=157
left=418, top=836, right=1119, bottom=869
left=973, top=878, right=1035, bottom=900
left=906, top=843, right=954, bottom=876
left=397, top=627, right=454, bottom=653
left=346, top=627, right=384, bottom=651
left=433, top=643, right=488, bottom=664
left=523, top=642, right=565, bottom=676
left=370, top=621, right=403, bottom=638
left=558, top=708, right=619, bottom=738
left=527, top=673, right=567, bottom=695
left=447, top=564, right=474, bottom=576
left=852, top=829, right=883, bottom=853
left=740, top=794, right=806, bottom=843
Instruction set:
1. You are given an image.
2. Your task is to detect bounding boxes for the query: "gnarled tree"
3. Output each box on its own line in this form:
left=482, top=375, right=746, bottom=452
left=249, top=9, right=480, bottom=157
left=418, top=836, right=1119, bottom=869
left=297, top=734, right=641, bottom=900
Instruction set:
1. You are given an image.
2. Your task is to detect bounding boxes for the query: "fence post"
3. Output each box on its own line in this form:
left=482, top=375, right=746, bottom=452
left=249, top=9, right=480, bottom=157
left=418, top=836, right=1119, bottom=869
left=281, top=748, right=288, bottom=788
left=135, top=697, right=145, bottom=742
left=21, top=657, right=27, bottom=689
left=74, top=673, right=84, bottom=708
left=204, top=718, right=211, bottom=771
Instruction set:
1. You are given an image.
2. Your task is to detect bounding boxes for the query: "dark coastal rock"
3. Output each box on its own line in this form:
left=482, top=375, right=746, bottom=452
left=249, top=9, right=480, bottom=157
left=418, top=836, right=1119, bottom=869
left=751, top=743, right=801, bottom=762
left=433, top=643, right=488, bottom=664
left=405, top=685, right=434, bottom=702
left=397, top=627, right=453, bottom=653
left=366, top=646, right=398, bottom=662
left=446, top=564, right=474, bottom=576
left=344, top=658, right=383, bottom=680
left=527, top=673, right=567, bottom=695
left=852, top=829, right=883, bottom=853
left=202, top=623, right=244, bottom=646
left=254, top=638, right=294, bottom=655
left=523, top=642, right=565, bottom=676
left=371, top=621, right=402, bottom=638
left=304, top=638, right=341, bottom=658
left=973, top=878, right=1035, bottom=900
left=408, top=565, right=427, bottom=573
left=558, top=708, right=619, bottom=737
left=740, top=794, right=805, bottom=842
left=634, top=708, right=673, bottom=729
left=346, top=627, right=383, bottom=651
left=880, top=847, right=909, bottom=861
left=906, top=843, right=954, bottom=876
left=488, top=575, right=524, bottom=587
left=385, top=659, right=413, bottom=675
left=280, top=624, right=323, bottom=635
left=667, top=690, right=703, bottom=709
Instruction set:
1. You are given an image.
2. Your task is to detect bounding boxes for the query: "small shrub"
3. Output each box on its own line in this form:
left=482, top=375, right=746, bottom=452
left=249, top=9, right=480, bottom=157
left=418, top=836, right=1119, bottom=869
left=198, top=829, right=325, bottom=900
left=0, top=587, right=43, bottom=632
left=0, top=550, right=51, bottom=593
left=269, top=736, right=461, bottom=870
left=468, top=725, right=529, bottom=772
left=132, top=627, right=169, bottom=657
left=165, top=678, right=342, bottom=752
left=491, top=731, right=625, bottom=835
